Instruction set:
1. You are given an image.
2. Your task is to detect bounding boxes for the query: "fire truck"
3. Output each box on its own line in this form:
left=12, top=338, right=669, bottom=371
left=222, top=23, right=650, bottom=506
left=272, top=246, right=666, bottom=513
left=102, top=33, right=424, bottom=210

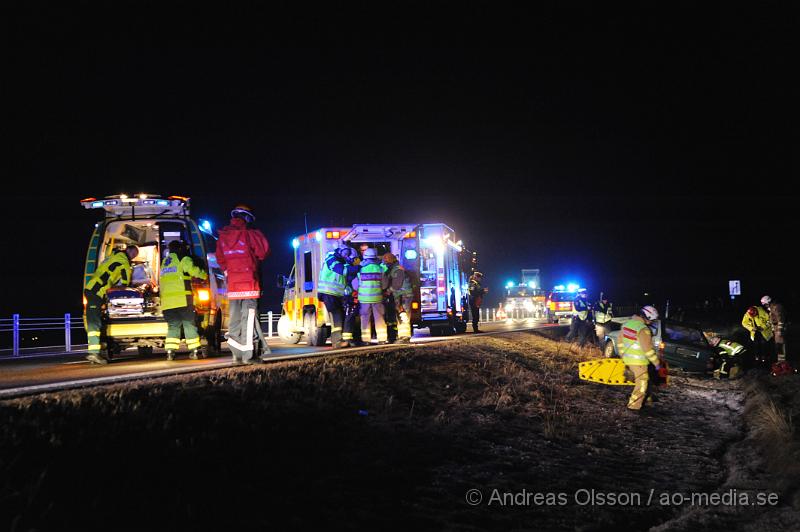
left=277, top=223, right=472, bottom=344
left=81, top=194, right=228, bottom=356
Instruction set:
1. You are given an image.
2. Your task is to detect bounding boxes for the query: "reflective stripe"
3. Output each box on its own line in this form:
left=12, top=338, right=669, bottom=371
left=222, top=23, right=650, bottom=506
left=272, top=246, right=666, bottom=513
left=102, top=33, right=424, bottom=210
left=87, top=331, right=101, bottom=337
left=87, top=344, right=101, bottom=351
left=229, top=290, right=261, bottom=299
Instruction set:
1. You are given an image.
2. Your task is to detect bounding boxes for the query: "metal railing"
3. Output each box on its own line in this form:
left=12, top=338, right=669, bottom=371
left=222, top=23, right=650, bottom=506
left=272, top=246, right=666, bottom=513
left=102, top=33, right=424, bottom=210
left=2, top=312, right=282, bottom=358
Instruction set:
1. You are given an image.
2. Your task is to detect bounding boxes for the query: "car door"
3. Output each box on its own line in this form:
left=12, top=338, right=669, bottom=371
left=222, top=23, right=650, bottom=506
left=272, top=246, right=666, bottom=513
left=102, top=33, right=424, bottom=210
left=661, top=321, right=713, bottom=372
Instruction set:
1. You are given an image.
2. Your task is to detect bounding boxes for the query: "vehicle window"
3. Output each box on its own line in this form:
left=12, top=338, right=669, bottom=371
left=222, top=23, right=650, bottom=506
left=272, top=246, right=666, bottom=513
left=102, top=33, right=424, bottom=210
left=304, top=251, right=313, bottom=289
left=550, top=292, right=575, bottom=302
left=664, top=324, right=708, bottom=347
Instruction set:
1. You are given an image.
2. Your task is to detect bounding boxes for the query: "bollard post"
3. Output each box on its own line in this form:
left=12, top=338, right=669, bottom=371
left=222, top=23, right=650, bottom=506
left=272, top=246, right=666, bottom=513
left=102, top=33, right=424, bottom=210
left=492, top=308, right=496, bottom=321
left=268, top=311, right=273, bottom=338
left=65, top=313, right=72, bottom=352
left=13, top=314, right=20, bottom=357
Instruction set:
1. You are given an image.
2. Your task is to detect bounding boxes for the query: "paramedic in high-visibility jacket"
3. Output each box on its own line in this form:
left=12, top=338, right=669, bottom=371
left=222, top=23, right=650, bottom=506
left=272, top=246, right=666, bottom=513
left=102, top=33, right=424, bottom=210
left=159, top=240, right=208, bottom=361
left=620, top=305, right=662, bottom=411
left=84, top=246, right=139, bottom=365
left=216, top=204, right=270, bottom=364
left=353, top=247, right=389, bottom=344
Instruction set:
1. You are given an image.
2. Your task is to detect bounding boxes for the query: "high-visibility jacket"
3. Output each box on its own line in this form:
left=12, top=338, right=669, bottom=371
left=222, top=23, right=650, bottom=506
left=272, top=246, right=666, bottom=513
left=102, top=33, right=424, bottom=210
left=85, top=251, right=132, bottom=298
left=216, top=217, right=270, bottom=300
left=717, top=339, right=745, bottom=357
left=356, top=260, right=387, bottom=303
left=318, top=251, right=347, bottom=297
left=159, top=253, right=208, bottom=311
left=741, top=307, right=773, bottom=341
left=594, top=300, right=613, bottom=323
left=574, top=297, right=591, bottom=321
left=620, top=318, right=659, bottom=366
left=387, top=263, right=412, bottom=298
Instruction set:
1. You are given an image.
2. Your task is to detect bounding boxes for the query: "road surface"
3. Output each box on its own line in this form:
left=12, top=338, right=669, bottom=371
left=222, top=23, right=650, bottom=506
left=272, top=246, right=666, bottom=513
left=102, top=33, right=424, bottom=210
left=0, top=318, right=563, bottom=398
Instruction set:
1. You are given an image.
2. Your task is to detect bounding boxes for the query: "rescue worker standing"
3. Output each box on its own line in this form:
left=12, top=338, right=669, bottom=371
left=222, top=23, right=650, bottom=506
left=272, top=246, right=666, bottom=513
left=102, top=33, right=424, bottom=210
left=620, top=305, right=662, bottom=412
left=216, top=205, right=270, bottom=364
left=318, top=246, right=355, bottom=348
left=468, top=272, right=487, bottom=333
left=342, top=251, right=361, bottom=346
left=567, top=289, right=593, bottom=346
left=353, top=248, right=389, bottom=344
left=384, top=253, right=413, bottom=343
left=84, top=246, right=139, bottom=365
left=741, top=305, right=773, bottom=364
left=594, top=292, right=614, bottom=342
left=761, top=295, right=788, bottom=363
left=159, top=240, right=208, bottom=361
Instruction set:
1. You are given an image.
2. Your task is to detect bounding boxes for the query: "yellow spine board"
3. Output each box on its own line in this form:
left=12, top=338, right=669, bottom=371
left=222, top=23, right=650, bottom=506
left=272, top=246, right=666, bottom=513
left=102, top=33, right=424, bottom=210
left=578, top=358, right=635, bottom=386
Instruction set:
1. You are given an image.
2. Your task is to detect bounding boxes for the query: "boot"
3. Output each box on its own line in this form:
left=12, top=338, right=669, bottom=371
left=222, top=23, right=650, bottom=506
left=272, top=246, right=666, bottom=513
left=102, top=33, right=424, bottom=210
left=166, top=350, right=175, bottom=361
left=189, top=349, right=199, bottom=360
left=86, top=353, right=109, bottom=365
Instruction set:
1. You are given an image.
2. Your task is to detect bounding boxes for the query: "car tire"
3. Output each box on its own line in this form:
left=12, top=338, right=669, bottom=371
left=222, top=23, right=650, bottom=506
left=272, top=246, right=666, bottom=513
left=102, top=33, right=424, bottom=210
left=304, top=309, right=327, bottom=346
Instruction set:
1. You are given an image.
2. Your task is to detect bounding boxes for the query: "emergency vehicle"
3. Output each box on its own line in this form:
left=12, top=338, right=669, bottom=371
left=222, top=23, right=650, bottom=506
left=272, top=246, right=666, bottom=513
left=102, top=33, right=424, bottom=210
left=81, top=194, right=228, bottom=356
left=277, top=223, right=472, bottom=344
left=546, top=284, right=582, bottom=323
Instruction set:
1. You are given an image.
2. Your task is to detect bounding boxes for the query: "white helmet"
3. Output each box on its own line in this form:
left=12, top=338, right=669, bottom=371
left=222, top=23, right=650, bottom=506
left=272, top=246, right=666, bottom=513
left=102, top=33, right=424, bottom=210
left=640, top=305, right=659, bottom=321
left=362, top=248, right=378, bottom=259
left=760, top=295, right=772, bottom=306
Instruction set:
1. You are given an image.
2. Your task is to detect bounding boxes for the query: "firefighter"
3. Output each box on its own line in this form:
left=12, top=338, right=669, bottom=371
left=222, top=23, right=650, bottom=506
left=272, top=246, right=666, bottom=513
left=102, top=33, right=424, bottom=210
left=620, top=305, right=662, bottom=412
left=84, top=245, right=139, bottom=365
left=594, top=292, right=614, bottom=342
left=353, top=248, right=389, bottom=344
left=742, top=305, right=773, bottom=365
left=342, top=250, right=361, bottom=346
left=468, top=272, right=487, bottom=333
left=216, top=204, right=270, bottom=364
left=159, top=240, right=208, bottom=361
left=567, top=289, right=594, bottom=346
left=318, top=246, right=355, bottom=348
left=383, top=252, right=413, bottom=343
left=761, top=295, right=788, bottom=363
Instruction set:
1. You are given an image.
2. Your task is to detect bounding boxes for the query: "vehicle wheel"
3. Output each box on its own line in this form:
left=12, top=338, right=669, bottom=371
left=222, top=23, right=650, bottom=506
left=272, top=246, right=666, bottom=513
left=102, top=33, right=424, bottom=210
left=304, top=309, right=327, bottom=346
left=454, top=321, right=467, bottom=334
left=277, top=314, right=302, bottom=344
left=604, top=340, right=617, bottom=358
left=205, top=312, right=223, bottom=355
left=137, top=346, right=154, bottom=356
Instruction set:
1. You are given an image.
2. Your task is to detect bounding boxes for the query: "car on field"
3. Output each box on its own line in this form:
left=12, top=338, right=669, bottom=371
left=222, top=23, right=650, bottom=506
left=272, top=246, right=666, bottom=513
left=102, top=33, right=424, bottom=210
left=602, top=317, right=735, bottom=374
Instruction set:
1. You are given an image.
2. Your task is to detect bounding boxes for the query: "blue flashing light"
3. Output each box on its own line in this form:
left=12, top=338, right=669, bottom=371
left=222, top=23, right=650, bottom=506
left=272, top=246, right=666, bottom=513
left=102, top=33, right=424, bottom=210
left=506, top=281, right=515, bottom=288
left=315, top=231, right=323, bottom=242
left=104, top=200, right=119, bottom=206
left=567, top=283, right=580, bottom=292
left=156, top=199, right=170, bottom=206
left=291, top=238, right=300, bottom=249
left=404, top=249, right=418, bottom=260
left=554, top=284, right=566, bottom=291
left=528, top=281, right=536, bottom=289
left=199, top=219, right=213, bottom=234
left=91, top=201, right=104, bottom=208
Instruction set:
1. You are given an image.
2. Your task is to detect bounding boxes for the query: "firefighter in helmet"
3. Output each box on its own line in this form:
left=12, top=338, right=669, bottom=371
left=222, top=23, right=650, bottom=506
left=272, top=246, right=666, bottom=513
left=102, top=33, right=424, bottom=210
left=353, top=248, right=389, bottom=344
left=742, top=304, right=773, bottom=364
left=383, top=252, right=413, bottom=343
left=318, top=245, right=356, bottom=348
left=620, top=305, right=662, bottom=412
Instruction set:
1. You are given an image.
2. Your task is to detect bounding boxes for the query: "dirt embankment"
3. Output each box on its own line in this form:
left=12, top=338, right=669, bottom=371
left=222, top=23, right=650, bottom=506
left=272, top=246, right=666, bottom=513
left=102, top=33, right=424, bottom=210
left=0, top=331, right=797, bottom=531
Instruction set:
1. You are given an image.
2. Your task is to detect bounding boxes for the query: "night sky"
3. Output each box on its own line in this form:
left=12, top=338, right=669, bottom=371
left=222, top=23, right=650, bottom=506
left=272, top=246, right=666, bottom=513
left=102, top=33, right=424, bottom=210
left=5, top=4, right=797, bottom=317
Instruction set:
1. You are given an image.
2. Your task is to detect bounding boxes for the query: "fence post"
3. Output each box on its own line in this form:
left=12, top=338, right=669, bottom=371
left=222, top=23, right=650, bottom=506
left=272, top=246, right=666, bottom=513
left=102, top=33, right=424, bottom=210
left=268, top=311, right=273, bottom=338
left=65, top=313, right=72, bottom=352
left=13, top=314, right=20, bottom=357
left=492, top=308, right=496, bottom=321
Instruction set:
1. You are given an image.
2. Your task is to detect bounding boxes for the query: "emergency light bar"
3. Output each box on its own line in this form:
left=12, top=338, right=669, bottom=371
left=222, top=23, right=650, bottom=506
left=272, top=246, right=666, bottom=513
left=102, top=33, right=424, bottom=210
left=81, top=194, right=190, bottom=217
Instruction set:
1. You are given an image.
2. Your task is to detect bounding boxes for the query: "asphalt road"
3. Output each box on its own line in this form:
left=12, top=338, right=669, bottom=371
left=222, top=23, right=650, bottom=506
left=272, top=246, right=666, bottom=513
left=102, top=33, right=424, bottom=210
left=0, top=318, right=563, bottom=398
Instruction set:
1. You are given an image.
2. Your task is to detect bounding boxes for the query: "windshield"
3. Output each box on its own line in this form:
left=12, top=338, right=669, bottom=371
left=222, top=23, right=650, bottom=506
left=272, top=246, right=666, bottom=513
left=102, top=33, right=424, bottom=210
left=549, top=292, right=575, bottom=302
left=663, top=323, right=708, bottom=347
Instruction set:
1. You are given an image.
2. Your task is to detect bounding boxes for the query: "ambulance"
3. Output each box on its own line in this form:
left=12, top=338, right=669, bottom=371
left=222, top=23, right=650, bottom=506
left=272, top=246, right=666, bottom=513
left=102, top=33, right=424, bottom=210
left=277, top=223, right=472, bottom=345
left=546, top=284, right=581, bottom=323
left=80, top=194, right=228, bottom=356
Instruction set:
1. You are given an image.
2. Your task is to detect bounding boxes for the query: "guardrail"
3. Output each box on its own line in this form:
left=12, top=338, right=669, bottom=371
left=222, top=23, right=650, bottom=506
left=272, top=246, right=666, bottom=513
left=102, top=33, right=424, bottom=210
left=1, top=312, right=281, bottom=358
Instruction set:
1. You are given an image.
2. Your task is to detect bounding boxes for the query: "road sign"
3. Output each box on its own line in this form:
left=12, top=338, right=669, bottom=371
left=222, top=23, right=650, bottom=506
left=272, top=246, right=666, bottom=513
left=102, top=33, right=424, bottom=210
left=729, top=280, right=741, bottom=296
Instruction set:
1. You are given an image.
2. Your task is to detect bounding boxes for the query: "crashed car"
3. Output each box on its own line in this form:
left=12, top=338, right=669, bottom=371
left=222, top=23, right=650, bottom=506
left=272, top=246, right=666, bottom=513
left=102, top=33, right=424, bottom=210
left=603, top=318, right=745, bottom=377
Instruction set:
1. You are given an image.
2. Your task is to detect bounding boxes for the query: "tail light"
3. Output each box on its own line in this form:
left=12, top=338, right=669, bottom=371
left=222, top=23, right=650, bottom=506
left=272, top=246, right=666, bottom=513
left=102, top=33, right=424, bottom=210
left=411, top=301, right=419, bottom=310
left=196, top=289, right=211, bottom=302
left=82, top=295, right=87, bottom=307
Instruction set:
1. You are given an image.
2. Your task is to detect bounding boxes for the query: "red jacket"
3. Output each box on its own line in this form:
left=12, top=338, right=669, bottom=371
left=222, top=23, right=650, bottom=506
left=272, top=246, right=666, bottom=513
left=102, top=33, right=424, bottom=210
left=216, top=218, right=270, bottom=299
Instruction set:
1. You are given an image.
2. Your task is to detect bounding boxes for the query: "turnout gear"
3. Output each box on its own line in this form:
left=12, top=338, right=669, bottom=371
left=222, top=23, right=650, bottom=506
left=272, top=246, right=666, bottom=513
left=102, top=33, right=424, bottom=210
left=766, top=300, right=788, bottom=362
left=355, top=257, right=388, bottom=343
left=620, top=315, right=660, bottom=411
left=468, top=274, right=486, bottom=332
left=742, top=306, right=773, bottom=341
left=385, top=260, right=413, bottom=341
left=761, top=295, right=772, bottom=306
left=594, top=295, right=614, bottom=342
left=318, top=249, right=351, bottom=346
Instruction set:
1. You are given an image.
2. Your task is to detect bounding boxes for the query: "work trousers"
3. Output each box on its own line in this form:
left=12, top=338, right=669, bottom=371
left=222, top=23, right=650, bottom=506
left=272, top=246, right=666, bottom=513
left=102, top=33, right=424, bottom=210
left=343, top=296, right=357, bottom=342
left=227, top=298, right=258, bottom=362
left=319, top=293, right=345, bottom=345
left=360, top=302, right=387, bottom=343
left=470, top=302, right=481, bottom=331
left=595, top=321, right=611, bottom=342
left=627, top=365, right=650, bottom=410
left=394, top=294, right=413, bottom=340
left=84, top=289, right=104, bottom=353
left=163, top=305, right=201, bottom=352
